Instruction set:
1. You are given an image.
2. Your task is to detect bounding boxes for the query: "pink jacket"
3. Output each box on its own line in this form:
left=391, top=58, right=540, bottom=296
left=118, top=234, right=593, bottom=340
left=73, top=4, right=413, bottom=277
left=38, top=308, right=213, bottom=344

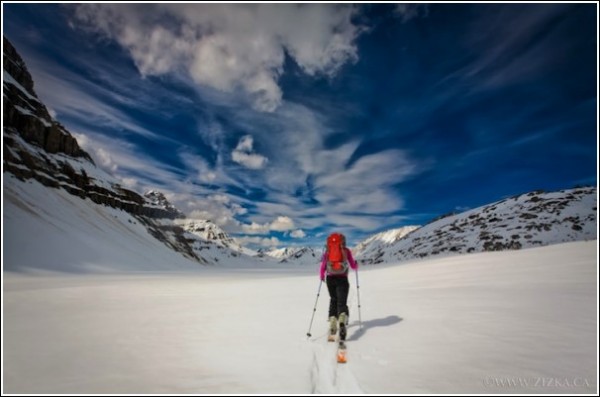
left=319, top=247, right=358, bottom=280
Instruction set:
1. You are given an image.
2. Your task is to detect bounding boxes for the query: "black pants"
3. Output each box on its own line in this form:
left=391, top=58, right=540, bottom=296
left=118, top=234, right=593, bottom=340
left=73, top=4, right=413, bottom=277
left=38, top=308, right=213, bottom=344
left=326, top=276, right=349, bottom=318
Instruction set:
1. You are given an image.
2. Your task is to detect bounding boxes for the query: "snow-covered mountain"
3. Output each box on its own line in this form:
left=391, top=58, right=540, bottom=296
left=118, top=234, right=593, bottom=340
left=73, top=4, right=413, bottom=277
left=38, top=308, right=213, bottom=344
left=357, top=187, right=596, bottom=265
left=2, top=36, right=261, bottom=270
left=264, top=247, right=302, bottom=260
left=143, top=190, right=186, bottom=219
left=176, top=219, right=259, bottom=264
left=181, top=219, right=239, bottom=249
left=352, top=226, right=419, bottom=262
left=3, top=36, right=596, bottom=272
left=260, top=246, right=321, bottom=266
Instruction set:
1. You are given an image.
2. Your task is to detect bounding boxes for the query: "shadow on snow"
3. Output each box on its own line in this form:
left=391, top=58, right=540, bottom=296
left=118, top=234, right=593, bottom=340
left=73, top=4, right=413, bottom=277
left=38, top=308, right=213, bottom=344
left=346, top=315, right=403, bottom=341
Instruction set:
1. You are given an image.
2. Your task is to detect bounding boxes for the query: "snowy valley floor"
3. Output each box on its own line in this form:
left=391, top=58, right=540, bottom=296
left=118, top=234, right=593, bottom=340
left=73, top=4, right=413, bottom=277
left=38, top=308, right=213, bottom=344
left=3, top=241, right=598, bottom=394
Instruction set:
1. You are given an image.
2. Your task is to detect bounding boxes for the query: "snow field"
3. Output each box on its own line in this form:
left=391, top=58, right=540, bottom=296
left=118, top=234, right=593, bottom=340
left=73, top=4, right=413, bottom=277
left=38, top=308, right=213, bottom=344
left=3, top=240, right=597, bottom=394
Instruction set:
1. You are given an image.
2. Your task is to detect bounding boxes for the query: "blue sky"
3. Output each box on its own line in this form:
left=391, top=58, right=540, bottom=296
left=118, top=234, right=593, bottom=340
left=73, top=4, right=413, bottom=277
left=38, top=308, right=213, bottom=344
left=3, top=3, right=597, bottom=248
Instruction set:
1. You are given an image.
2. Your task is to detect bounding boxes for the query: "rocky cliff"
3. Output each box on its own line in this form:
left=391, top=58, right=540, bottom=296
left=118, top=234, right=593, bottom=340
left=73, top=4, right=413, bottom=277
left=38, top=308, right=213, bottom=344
left=3, top=37, right=213, bottom=265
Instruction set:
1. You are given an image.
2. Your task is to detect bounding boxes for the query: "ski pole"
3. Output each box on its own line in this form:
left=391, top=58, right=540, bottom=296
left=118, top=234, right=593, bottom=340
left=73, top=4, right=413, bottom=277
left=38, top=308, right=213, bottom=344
left=306, top=280, right=323, bottom=338
left=355, top=269, right=362, bottom=329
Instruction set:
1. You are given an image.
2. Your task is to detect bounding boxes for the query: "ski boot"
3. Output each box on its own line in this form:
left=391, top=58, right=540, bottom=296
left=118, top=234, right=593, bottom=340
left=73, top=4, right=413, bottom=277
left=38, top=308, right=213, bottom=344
left=338, top=312, right=347, bottom=341
left=327, top=316, right=337, bottom=342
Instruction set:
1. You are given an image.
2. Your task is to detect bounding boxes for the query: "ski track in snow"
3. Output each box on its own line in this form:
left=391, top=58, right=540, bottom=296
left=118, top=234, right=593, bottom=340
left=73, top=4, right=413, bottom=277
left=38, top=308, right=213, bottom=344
left=309, top=337, right=365, bottom=394
left=308, top=288, right=365, bottom=394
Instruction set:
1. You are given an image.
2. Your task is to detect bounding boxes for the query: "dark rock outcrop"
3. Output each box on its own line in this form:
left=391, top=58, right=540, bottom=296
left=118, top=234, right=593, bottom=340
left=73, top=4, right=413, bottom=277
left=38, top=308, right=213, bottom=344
left=3, top=36, right=189, bottom=219
left=3, top=36, right=208, bottom=264
left=143, top=191, right=186, bottom=219
left=3, top=37, right=92, bottom=161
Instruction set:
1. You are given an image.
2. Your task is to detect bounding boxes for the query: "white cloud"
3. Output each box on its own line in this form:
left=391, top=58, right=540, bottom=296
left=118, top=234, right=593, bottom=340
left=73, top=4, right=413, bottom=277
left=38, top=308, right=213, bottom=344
left=95, top=147, right=119, bottom=173
left=394, top=4, right=429, bottom=23
left=290, top=229, right=306, bottom=238
left=72, top=4, right=364, bottom=112
left=168, top=190, right=297, bottom=238
left=72, top=132, right=89, bottom=148
left=235, top=135, right=254, bottom=152
left=235, top=236, right=281, bottom=248
left=231, top=151, right=268, bottom=170
left=240, top=215, right=295, bottom=234
left=186, top=194, right=247, bottom=228
left=241, top=222, right=270, bottom=235
left=34, top=6, right=430, bottom=241
left=231, top=135, right=268, bottom=169
left=118, top=177, right=140, bottom=190
left=270, top=216, right=295, bottom=231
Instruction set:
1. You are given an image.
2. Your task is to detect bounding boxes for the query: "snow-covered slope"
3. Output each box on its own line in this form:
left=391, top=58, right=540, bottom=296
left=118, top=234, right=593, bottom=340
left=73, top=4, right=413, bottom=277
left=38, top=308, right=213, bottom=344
left=264, top=247, right=299, bottom=260
left=263, top=246, right=321, bottom=266
left=279, top=247, right=320, bottom=265
left=177, top=219, right=261, bottom=265
left=4, top=241, right=596, bottom=393
left=353, top=226, right=419, bottom=262
left=358, top=187, right=596, bottom=265
left=180, top=219, right=241, bottom=250
left=3, top=36, right=264, bottom=270
left=3, top=176, right=278, bottom=271
left=3, top=176, right=202, bottom=272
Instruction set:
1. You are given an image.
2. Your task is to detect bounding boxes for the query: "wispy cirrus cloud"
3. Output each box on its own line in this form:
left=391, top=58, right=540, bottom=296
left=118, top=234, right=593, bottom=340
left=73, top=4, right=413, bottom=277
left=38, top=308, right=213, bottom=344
left=70, top=129, right=185, bottom=191
left=71, top=3, right=364, bottom=112
left=177, top=150, right=239, bottom=189
left=310, top=148, right=423, bottom=215
left=5, top=3, right=594, bottom=249
left=48, top=4, right=426, bottom=243
left=440, top=4, right=575, bottom=92
left=1, top=5, right=450, bottom=247
left=29, top=67, right=163, bottom=140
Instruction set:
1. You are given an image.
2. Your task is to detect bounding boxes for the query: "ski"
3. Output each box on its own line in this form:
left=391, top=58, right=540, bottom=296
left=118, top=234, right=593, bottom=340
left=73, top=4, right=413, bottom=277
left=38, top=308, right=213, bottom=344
left=337, top=341, right=347, bottom=363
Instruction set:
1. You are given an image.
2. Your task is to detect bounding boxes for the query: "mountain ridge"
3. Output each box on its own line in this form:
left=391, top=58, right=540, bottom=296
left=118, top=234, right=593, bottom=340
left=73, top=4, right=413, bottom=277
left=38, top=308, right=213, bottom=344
left=3, top=36, right=596, bottom=272
left=355, top=186, right=596, bottom=265
left=3, top=36, right=255, bottom=267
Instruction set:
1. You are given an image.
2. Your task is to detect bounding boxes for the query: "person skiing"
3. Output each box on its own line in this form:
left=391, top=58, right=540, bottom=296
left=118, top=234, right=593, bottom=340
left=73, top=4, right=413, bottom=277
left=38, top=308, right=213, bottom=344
left=319, top=232, right=358, bottom=342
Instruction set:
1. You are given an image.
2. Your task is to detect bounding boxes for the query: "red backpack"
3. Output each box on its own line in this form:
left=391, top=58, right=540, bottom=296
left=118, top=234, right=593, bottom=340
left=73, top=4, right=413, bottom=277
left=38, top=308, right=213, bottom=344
left=326, top=233, right=348, bottom=275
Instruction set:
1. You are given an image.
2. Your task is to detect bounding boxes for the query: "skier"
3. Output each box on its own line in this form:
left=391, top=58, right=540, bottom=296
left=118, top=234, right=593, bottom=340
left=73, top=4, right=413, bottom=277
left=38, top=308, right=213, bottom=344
left=319, top=232, right=358, bottom=342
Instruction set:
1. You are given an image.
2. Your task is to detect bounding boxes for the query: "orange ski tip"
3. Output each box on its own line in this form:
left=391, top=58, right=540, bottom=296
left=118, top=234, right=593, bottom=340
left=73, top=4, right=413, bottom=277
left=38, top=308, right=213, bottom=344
left=337, top=351, right=347, bottom=363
